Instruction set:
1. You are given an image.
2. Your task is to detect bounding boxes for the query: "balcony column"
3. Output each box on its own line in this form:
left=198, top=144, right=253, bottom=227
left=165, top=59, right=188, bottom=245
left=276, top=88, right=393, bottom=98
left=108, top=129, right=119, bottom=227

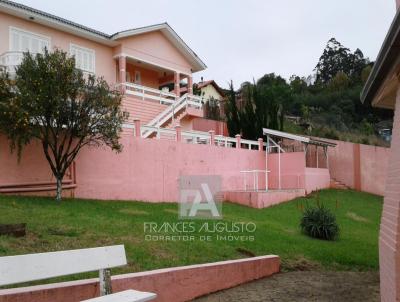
left=188, top=75, right=193, bottom=94
left=119, top=56, right=126, bottom=93
left=174, top=71, right=180, bottom=96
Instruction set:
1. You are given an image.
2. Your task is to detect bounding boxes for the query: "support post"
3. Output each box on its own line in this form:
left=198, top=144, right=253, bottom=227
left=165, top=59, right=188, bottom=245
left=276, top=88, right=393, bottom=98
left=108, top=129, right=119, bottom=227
left=235, top=134, right=241, bottom=149
left=175, top=124, right=182, bottom=142
left=209, top=130, right=215, bottom=145
left=258, top=138, right=263, bottom=152
left=134, top=119, right=141, bottom=138
left=174, top=71, right=180, bottom=96
left=188, top=75, right=193, bottom=94
left=118, top=56, right=126, bottom=94
left=278, top=146, right=281, bottom=190
left=99, top=269, right=112, bottom=296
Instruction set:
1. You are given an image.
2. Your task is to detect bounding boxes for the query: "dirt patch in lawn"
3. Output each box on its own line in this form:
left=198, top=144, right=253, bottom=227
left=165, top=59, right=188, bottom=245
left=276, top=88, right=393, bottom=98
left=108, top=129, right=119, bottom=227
left=346, top=211, right=369, bottom=223
left=193, top=271, right=379, bottom=302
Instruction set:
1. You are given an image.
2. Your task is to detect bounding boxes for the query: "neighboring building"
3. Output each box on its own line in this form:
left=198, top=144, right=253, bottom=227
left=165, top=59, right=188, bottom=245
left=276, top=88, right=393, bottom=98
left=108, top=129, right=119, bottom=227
left=0, top=0, right=207, bottom=133
left=194, top=80, right=226, bottom=121
left=195, top=80, right=225, bottom=101
left=361, top=2, right=400, bottom=301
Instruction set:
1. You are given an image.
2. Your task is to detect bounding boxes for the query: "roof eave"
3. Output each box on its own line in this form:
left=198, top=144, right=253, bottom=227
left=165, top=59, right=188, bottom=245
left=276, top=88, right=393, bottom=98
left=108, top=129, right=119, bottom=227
left=0, top=0, right=117, bottom=46
left=111, top=22, right=207, bottom=73
left=361, top=8, right=400, bottom=109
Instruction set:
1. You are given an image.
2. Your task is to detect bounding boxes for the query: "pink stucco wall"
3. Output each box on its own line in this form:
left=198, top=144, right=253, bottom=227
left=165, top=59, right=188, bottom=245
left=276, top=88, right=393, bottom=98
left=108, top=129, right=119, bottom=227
left=74, top=134, right=264, bottom=202
left=0, top=12, right=116, bottom=84
left=267, top=152, right=306, bottom=189
left=328, top=139, right=390, bottom=196
left=359, top=144, right=389, bottom=195
left=225, top=190, right=306, bottom=208
left=304, top=168, right=330, bottom=194
left=379, top=88, right=400, bottom=302
left=115, top=31, right=193, bottom=75
left=0, top=256, right=280, bottom=302
left=0, top=135, right=53, bottom=185
left=191, top=118, right=229, bottom=136
left=0, top=132, right=330, bottom=202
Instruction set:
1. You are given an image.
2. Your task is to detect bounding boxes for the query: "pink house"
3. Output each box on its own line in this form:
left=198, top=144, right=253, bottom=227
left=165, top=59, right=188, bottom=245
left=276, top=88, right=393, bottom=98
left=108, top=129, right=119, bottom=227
left=361, top=1, right=400, bottom=301
left=0, top=0, right=207, bottom=132
left=0, top=1, right=336, bottom=205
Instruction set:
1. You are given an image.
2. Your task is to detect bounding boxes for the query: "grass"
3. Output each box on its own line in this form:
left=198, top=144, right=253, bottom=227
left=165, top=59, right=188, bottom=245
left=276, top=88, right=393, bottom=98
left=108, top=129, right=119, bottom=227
left=0, top=189, right=382, bottom=285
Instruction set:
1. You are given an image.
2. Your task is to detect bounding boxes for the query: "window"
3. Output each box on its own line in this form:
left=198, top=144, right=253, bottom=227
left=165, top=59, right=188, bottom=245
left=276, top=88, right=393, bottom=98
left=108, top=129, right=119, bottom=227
left=70, top=44, right=95, bottom=73
left=9, top=27, right=50, bottom=53
left=134, top=71, right=141, bottom=84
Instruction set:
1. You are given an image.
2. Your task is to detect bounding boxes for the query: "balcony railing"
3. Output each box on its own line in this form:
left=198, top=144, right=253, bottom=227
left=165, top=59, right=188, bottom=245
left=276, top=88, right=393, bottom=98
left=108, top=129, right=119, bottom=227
left=122, top=82, right=177, bottom=105
left=0, top=51, right=24, bottom=74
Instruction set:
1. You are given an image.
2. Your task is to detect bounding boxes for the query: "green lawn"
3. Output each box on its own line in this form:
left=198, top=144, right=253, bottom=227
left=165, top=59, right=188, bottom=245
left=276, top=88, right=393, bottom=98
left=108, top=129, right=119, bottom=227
left=0, top=189, right=382, bottom=285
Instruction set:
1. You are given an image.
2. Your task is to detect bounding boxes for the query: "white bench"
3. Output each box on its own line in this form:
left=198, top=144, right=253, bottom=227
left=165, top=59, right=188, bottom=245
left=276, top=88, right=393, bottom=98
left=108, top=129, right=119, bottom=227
left=0, top=245, right=156, bottom=302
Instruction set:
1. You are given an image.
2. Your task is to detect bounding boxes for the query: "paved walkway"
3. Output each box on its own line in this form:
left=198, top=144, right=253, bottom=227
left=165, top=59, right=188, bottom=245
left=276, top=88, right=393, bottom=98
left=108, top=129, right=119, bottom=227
left=193, top=271, right=380, bottom=302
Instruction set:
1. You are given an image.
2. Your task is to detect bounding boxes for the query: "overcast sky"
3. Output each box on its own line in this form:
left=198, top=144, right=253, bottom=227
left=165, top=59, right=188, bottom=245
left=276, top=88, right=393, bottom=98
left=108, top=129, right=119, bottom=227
left=17, top=0, right=396, bottom=88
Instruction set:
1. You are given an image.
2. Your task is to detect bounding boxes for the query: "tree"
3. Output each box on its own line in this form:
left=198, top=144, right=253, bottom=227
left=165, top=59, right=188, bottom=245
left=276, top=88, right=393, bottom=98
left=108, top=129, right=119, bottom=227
left=225, top=81, right=241, bottom=137
left=315, top=38, right=368, bottom=85
left=225, top=74, right=291, bottom=140
left=0, top=49, right=126, bottom=201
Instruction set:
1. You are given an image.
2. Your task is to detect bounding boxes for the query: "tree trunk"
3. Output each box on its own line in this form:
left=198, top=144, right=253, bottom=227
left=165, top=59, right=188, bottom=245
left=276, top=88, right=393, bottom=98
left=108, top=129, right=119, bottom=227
left=56, top=177, right=62, bottom=202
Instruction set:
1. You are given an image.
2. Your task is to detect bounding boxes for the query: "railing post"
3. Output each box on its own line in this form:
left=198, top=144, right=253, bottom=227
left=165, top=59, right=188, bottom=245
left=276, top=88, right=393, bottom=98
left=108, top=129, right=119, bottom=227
left=175, top=124, right=182, bottom=142
left=235, top=134, right=241, bottom=149
left=134, top=119, right=141, bottom=138
left=209, top=130, right=215, bottom=146
left=258, top=138, right=263, bottom=152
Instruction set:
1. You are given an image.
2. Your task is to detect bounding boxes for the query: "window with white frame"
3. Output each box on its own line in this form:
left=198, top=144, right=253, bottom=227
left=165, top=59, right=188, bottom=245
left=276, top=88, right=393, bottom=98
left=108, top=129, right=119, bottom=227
left=9, top=27, right=50, bottom=54
left=70, top=44, right=95, bottom=73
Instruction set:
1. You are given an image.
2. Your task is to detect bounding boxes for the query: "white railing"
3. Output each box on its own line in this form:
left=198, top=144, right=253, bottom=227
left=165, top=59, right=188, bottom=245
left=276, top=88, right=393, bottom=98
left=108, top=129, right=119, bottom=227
left=124, top=124, right=267, bottom=151
left=0, top=51, right=24, bottom=74
left=240, top=170, right=270, bottom=191
left=123, top=82, right=177, bottom=105
left=141, top=93, right=203, bottom=138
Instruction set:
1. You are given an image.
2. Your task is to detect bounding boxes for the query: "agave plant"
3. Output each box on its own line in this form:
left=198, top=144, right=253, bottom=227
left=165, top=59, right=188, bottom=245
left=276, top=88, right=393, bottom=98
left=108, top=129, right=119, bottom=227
left=300, top=204, right=339, bottom=241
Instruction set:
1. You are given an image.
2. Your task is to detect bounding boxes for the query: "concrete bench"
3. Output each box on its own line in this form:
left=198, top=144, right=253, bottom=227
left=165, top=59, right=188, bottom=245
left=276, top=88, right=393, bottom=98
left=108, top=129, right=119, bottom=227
left=0, top=245, right=156, bottom=302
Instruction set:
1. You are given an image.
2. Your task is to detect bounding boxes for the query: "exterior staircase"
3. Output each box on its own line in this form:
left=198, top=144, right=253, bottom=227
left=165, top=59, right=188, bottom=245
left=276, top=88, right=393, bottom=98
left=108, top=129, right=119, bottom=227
left=330, top=178, right=350, bottom=190
left=141, top=93, right=202, bottom=138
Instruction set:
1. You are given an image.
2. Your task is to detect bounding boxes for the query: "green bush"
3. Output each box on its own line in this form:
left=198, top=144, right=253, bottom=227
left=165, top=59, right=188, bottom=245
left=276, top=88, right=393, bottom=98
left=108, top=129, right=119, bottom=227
left=300, top=205, right=339, bottom=240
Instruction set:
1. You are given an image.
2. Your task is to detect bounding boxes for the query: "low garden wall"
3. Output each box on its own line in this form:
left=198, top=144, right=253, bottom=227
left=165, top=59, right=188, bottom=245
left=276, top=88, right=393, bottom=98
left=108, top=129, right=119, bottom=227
left=0, top=255, right=280, bottom=302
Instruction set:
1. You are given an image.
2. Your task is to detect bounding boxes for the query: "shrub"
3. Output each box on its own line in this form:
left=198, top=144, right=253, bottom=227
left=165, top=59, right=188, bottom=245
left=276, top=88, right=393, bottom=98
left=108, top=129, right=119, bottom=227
left=300, top=205, right=339, bottom=240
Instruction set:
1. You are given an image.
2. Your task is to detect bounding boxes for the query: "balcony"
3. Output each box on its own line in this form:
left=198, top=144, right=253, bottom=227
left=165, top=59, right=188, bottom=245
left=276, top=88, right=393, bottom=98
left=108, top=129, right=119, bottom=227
left=0, top=51, right=24, bottom=75
left=122, top=82, right=177, bottom=105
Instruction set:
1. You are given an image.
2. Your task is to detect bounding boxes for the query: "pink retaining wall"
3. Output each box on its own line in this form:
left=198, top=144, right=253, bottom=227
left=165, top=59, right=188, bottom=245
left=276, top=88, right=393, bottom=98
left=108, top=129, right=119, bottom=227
left=304, top=168, right=331, bottom=194
left=0, top=256, right=280, bottom=302
left=73, top=133, right=265, bottom=202
left=0, top=132, right=331, bottom=202
left=225, top=190, right=306, bottom=208
left=328, top=139, right=390, bottom=195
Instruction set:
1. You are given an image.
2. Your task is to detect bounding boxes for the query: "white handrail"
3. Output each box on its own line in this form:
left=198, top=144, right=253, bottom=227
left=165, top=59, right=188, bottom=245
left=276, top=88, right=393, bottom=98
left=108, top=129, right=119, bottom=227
left=240, top=170, right=270, bottom=191
left=122, top=82, right=177, bottom=105
left=141, top=93, right=203, bottom=138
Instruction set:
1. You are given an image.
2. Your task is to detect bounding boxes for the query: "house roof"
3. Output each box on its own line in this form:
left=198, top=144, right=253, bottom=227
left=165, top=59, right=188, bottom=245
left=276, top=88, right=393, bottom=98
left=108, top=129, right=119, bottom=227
left=196, top=80, right=225, bottom=97
left=0, top=0, right=207, bottom=72
left=361, top=9, right=400, bottom=109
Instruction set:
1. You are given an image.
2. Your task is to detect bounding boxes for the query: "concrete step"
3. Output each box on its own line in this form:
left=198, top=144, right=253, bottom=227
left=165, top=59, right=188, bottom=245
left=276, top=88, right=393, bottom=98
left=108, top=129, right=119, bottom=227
left=330, top=178, right=350, bottom=190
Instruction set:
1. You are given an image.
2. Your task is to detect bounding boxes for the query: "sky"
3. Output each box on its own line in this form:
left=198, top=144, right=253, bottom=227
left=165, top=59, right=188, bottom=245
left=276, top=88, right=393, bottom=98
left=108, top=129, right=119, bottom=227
left=17, top=0, right=397, bottom=89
